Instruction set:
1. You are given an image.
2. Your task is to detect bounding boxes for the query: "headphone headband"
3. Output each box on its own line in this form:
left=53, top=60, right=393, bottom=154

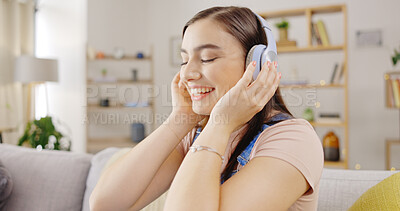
left=253, top=13, right=277, bottom=62
left=246, top=12, right=278, bottom=81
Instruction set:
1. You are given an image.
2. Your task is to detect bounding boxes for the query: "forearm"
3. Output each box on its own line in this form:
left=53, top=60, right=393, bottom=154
left=164, top=123, right=232, bottom=211
left=90, top=113, right=196, bottom=210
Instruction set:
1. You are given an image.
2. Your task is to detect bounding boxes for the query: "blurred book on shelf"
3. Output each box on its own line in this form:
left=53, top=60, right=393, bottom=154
left=316, top=113, right=341, bottom=124
left=316, top=20, right=330, bottom=46
left=312, top=20, right=330, bottom=46
left=385, top=72, right=400, bottom=108
left=329, top=62, right=345, bottom=84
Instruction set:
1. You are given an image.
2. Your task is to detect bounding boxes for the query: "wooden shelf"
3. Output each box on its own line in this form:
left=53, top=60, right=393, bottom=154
left=311, top=5, right=344, bottom=15
left=279, top=83, right=344, bottom=89
left=86, top=46, right=155, bottom=153
left=260, top=4, right=349, bottom=169
left=88, top=55, right=152, bottom=61
left=87, top=79, right=153, bottom=85
left=259, top=4, right=344, bottom=18
left=324, top=160, right=347, bottom=168
left=278, top=45, right=344, bottom=53
left=87, top=137, right=138, bottom=154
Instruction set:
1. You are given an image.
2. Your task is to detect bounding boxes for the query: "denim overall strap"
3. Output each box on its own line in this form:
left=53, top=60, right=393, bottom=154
left=222, top=113, right=293, bottom=184
left=192, top=127, right=202, bottom=145
left=190, top=113, right=292, bottom=184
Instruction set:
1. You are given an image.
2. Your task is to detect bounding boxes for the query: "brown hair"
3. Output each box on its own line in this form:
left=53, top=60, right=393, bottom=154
left=183, top=6, right=293, bottom=182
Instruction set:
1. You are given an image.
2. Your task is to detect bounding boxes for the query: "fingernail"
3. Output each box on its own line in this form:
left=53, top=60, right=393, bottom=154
left=279, top=72, right=282, bottom=79
left=252, top=61, right=256, bottom=66
left=267, top=61, right=270, bottom=66
left=274, top=61, right=278, bottom=67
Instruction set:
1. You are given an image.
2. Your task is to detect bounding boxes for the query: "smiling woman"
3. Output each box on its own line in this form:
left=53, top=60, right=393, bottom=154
left=90, top=6, right=323, bottom=211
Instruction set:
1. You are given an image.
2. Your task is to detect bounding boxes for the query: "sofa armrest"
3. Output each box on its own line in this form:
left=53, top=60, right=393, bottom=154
left=318, top=168, right=399, bottom=210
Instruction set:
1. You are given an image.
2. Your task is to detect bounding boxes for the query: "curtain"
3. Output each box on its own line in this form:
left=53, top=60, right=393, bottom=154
left=0, top=0, right=34, bottom=144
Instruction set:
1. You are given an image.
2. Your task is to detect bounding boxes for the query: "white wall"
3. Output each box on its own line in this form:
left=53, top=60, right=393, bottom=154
left=35, top=0, right=87, bottom=152
left=87, top=0, right=400, bottom=169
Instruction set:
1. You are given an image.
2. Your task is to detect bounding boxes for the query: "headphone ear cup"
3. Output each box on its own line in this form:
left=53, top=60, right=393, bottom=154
left=246, top=44, right=267, bottom=81
left=246, top=46, right=256, bottom=69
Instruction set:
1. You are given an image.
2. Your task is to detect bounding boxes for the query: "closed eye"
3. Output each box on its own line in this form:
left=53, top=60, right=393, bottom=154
left=180, top=61, right=188, bottom=66
left=201, top=58, right=217, bottom=63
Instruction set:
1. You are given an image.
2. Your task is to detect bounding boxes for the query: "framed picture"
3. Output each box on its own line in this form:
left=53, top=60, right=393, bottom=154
left=170, top=36, right=182, bottom=66
left=356, top=29, right=382, bottom=47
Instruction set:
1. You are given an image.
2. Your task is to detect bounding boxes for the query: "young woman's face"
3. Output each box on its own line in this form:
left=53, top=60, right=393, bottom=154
left=180, top=18, right=245, bottom=115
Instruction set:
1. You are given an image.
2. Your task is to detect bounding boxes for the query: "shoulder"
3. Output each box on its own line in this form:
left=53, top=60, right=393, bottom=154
left=258, top=118, right=321, bottom=147
left=251, top=118, right=324, bottom=191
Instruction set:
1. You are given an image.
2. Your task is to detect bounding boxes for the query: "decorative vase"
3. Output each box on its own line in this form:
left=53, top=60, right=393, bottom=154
left=323, top=131, right=340, bottom=161
left=279, top=28, right=288, bottom=42
left=131, top=123, right=145, bottom=142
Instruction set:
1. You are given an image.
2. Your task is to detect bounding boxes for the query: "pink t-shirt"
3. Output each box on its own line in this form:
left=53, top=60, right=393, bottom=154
left=176, top=118, right=324, bottom=210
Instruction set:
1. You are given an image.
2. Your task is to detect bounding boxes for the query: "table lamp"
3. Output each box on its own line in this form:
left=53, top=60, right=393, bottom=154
left=14, top=55, right=58, bottom=121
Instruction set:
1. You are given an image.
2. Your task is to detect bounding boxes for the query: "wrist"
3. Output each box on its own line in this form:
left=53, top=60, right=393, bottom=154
left=164, top=113, right=197, bottom=138
left=169, top=111, right=202, bottom=127
left=208, top=113, right=235, bottom=133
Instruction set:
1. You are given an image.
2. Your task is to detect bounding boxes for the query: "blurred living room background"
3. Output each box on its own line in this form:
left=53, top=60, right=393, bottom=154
left=1, top=0, right=399, bottom=171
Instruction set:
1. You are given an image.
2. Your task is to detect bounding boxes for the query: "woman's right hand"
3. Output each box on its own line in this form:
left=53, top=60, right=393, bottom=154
left=170, top=71, right=206, bottom=126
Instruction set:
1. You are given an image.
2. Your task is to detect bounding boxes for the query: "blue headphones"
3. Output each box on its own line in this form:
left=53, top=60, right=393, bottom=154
left=246, top=12, right=278, bottom=81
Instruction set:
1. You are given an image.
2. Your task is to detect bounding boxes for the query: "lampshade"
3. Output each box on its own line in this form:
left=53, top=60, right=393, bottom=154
left=14, top=56, right=58, bottom=83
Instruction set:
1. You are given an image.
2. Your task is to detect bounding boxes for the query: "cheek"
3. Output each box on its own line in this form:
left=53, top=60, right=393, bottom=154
left=220, top=64, right=244, bottom=88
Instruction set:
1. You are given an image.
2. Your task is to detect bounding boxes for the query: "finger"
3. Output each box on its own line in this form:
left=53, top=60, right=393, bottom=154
left=249, top=61, right=275, bottom=92
left=255, top=65, right=281, bottom=103
left=237, top=61, right=256, bottom=87
left=172, top=71, right=180, bottom=87
left=256, top=61, right=272, bottom=85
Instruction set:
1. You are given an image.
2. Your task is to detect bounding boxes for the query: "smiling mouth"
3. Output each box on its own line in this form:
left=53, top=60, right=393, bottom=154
left=189, top=87, right=215, bottom=101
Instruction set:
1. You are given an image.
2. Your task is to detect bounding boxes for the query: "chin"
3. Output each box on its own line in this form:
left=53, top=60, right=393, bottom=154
left=192, top=105, right=212, bottom=115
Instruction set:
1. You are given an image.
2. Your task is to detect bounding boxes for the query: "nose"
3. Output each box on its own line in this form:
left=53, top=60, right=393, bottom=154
left=180, top=61, right=201, bottom=83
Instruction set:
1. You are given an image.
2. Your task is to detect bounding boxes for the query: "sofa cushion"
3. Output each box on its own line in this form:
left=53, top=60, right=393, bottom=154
left=82, top=147, right=168, bottom=211
left=0, top=144, right=92, bottom=211
left=0, top=159, right=13, bottom=209
left=82, top=147, right=127, bottom=211
left=318, top=168, right=399, bottom=210
left=348, top=172, right=400, bottom=210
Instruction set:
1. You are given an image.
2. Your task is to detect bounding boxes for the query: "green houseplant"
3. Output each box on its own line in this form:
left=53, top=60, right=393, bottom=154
left=392, top=47, right=400, bottom=66
left=275, top=19, right=289, bottom=42
left=18, top=116, right=71, bottom=151
left=275, top=19, right=289, bottom=29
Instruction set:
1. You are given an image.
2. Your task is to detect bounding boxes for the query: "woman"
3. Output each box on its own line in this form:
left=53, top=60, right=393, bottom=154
left=90, top=6, right=323, bottom=211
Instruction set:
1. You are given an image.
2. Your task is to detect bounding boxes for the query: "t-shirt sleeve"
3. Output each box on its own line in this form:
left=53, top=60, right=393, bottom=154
left=251, top=119, right=324, bottom=194
left=175, top=127, right=197, bottom=157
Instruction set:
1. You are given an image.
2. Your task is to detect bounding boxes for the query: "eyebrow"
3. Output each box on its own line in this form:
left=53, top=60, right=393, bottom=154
left=181, top=44, right=221, bottom=54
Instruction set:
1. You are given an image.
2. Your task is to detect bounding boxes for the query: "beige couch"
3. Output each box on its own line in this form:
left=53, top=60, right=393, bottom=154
left=0, top=144, right=398, bottom=211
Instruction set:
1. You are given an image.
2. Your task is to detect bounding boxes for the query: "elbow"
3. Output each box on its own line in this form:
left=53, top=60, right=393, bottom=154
left=89, top=191, right=110, bottom=211
left=90, top=191, right=131, bottom=211
left=89, top=192, right=101, bottom=211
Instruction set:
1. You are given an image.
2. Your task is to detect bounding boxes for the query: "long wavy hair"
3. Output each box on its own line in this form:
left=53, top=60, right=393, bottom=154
left=183, top=6, right=293, bottom=182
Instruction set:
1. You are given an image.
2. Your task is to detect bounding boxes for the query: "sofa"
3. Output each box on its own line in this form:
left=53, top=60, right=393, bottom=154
left=0, top=143, right=398, bottom=211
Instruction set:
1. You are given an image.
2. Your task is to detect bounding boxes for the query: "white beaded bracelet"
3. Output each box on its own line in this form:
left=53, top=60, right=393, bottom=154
left=189, top=145, right=225, bottom=162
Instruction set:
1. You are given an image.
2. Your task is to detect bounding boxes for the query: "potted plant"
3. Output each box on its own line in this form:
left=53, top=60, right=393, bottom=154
left=18, top=116, right=71, bottom=151
left=275, top=19, right=289, bottom=41
left=392, top=47, right=400, bottom=67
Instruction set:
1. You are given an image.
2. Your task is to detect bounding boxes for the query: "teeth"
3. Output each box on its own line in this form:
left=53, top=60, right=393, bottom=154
left=190, top=87, right=214, bottom=95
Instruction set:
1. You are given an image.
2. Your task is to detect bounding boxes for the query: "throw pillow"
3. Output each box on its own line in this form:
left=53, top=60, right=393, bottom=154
left=0, top=160, right=13, bottom=209
left=348, top=172, right=400, bottom=210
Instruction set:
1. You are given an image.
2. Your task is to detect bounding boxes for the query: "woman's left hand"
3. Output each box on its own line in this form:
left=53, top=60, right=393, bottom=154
left=209, top=61, right=281, bottom=132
